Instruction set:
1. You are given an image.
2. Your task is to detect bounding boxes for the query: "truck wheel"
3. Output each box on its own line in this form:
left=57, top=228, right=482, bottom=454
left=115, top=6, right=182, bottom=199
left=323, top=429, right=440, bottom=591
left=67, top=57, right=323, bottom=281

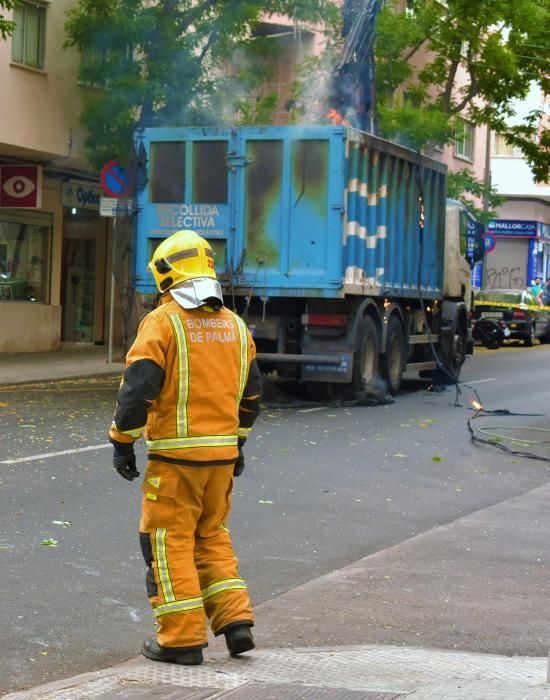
left=384, top=315, right=405, bottom=395
left=432, top=322, right=467, bottom=385
left=351, top=316, right=381, bottom=396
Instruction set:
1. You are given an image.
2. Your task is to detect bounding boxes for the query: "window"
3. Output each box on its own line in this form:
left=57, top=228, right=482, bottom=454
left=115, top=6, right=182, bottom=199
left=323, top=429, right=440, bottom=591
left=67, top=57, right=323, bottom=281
left=454, top=118, right=474, bottom=160
left=79, top=44, right=133, bottom=87
left=11, top=1, right=46, bottom=70
left=150, top=142, right=185, bottom=203
left=0, top=215, right=51, bottom=302
left=192, top=142, right=228, bottom=204
left=405, top=1, right=415, bottom=18
left=493, top=132, right=523, bottom=158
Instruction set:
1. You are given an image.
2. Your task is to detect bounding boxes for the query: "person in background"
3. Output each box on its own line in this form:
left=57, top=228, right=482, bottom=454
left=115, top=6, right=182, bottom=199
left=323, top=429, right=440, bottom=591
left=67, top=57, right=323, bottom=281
left=108, top=229, right=262, bottom=666
left=530, top=277, right=543, bottom=299
left=537, top=278, right=550, bottom=307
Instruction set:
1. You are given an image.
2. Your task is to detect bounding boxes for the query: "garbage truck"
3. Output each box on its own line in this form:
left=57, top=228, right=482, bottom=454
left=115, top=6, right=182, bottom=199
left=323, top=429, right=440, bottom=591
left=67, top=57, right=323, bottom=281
left=132, top=124, right=482, bottom=399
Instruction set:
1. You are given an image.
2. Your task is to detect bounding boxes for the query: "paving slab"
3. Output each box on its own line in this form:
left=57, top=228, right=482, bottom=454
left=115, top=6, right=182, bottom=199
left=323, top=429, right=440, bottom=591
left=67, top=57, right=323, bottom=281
left=3, top=645, right=549, bottom=700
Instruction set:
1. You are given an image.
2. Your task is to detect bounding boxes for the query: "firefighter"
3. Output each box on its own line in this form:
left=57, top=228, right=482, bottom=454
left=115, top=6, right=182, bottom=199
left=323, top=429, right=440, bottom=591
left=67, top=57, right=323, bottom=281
left=108, top=229, right=262, bottom=666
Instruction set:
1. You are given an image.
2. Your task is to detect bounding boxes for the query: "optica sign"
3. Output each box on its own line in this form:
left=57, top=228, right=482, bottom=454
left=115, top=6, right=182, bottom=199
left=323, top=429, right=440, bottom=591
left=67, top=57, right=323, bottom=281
left=62, top=181, right=102, bottom=210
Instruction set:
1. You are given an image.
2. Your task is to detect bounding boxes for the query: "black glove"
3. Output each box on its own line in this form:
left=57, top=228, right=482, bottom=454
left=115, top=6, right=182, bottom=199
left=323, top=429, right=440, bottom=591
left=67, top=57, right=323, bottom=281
left=111, top=440, right=140, bottom=481
left=233, top=438, right=246, bottom=477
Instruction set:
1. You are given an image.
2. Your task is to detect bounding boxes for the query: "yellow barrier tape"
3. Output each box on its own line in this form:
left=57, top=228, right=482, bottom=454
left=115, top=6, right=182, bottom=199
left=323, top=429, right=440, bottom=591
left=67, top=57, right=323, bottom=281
left=474, top=300, right=550, bottom=312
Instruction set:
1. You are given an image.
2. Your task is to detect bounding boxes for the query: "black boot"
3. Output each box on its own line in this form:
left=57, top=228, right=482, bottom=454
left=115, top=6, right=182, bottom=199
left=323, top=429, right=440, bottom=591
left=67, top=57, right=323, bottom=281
left=141, top=639, right=204, bottom=665
left=224, top=624, right=255, bottom=657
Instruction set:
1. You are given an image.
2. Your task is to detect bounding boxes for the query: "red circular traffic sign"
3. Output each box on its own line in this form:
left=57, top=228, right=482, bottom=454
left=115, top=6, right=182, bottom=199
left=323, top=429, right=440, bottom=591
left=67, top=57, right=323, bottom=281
left=100, top=161, right=130, bottom=198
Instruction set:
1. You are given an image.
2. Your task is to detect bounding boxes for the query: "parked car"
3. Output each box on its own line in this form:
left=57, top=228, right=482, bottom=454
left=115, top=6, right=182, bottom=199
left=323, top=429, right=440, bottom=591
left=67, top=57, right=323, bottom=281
left=473, top=289, right=550, bottom=347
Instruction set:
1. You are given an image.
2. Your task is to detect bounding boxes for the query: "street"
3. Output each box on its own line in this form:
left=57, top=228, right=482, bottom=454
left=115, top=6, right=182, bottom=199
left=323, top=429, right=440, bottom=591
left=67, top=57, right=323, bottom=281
left=1, top=345, right=550, bottom=694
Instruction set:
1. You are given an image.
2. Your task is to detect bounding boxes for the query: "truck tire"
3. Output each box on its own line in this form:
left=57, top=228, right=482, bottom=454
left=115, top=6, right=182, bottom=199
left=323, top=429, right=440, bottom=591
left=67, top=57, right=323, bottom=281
left=431, top=312, right=467, bottom=385
left=351, top=316, right=381, bottom=396
left=384, top=315, right=405, bottom=395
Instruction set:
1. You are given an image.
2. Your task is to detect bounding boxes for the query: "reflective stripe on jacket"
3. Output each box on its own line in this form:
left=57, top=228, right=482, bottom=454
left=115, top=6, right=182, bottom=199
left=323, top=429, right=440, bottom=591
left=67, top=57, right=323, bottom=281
left=109, top=296, right=258, bottom=463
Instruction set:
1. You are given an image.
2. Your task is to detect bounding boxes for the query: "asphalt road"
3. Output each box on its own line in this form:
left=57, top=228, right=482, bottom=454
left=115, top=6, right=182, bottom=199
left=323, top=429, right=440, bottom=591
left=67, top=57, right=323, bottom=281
left=1, top=343, right=550, bottom=694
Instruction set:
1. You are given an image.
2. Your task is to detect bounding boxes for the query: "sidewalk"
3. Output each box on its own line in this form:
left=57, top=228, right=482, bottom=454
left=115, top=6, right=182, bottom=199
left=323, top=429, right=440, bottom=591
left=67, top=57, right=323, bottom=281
left=2, top=345, right=550, bottom=699
left=0, top=343, right=125, bottom=386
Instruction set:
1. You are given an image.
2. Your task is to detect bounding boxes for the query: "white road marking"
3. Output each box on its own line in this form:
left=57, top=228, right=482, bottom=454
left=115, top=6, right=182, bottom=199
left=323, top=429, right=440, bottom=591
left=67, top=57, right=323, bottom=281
left=459, top=378, right=496, bottom=386
left=0, top=443, right=111, bottom=465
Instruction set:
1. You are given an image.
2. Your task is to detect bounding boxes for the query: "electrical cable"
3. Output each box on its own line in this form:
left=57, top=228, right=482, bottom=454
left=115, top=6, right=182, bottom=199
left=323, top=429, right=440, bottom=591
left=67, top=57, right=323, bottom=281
left=413, top=154, right=464, bottom=407
left=476, top=425, right=550, bottom=445
left=465, top=389, right=550, bottom=463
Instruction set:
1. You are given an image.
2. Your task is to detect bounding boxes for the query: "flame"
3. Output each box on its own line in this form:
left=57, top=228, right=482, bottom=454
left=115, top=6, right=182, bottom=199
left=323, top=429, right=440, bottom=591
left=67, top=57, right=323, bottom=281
left=326, top=108, right=351, bottom=126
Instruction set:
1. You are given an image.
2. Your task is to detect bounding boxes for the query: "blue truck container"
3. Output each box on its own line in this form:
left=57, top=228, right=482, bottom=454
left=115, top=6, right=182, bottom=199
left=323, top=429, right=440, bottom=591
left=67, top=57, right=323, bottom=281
left=134, top=125, right=474, bottom=398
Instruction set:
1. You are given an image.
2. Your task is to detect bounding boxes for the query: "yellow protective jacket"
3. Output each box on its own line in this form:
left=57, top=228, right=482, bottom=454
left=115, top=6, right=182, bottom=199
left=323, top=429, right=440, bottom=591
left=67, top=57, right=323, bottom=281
left=109, top=294, right=261, bottom=465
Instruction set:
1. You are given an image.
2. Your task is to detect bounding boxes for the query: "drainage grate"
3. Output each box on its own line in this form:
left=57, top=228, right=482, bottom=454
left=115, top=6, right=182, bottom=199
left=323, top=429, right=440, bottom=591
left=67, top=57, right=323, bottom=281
left=216, top=683, right=401, bottom=699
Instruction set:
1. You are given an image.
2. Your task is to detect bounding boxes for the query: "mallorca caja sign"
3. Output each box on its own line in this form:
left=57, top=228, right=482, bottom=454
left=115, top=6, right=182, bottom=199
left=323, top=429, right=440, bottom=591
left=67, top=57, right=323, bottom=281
left=487, top=219, right=537, bottom=237
left=0, top=165, right=43, bottom=208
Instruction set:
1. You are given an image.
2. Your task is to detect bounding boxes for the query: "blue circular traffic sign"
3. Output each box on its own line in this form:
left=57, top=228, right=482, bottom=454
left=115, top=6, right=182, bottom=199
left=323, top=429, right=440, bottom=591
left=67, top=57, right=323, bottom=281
left=483, top=232, right=496, bottom=253
left=100, top=161, right=130, bottom=198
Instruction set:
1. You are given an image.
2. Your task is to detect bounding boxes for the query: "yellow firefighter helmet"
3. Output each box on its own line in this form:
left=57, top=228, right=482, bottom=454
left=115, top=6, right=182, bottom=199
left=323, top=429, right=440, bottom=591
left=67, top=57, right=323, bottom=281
left=148, top=229, right=216, bottom=293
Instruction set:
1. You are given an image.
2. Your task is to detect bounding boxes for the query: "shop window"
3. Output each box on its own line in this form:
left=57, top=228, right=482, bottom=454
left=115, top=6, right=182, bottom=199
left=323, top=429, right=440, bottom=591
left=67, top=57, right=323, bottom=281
left=0, top=217, right=51, bottom=302
left=150, top=142, right=185, bottom=203
left=11, top=1, right=46, bottom=70
left=454, top=118, right=474, bottom=161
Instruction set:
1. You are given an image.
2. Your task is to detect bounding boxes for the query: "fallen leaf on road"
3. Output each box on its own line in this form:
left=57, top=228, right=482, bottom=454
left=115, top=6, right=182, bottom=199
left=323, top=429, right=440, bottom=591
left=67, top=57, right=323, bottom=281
left=40, top=539, right=58, bottom=547
left=52, top=520, right=72, bottom=527
left=258, top=500, right=273, bottom=505
left=432, top=455, right=443, bottom=463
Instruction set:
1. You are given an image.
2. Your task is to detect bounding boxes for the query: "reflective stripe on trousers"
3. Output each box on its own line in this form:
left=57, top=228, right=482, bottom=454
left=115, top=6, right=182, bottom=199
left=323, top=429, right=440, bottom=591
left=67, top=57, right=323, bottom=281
left=139, top=460, right=254, bottom=647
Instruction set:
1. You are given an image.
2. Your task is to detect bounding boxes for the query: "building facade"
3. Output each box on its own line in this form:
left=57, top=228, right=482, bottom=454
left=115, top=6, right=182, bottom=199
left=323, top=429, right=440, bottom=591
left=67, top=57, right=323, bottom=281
left=0, top=0, right=114, bottom=353
left=5, top=1, right=539, bottom=353
left=485, top=89, right=550, bottom=292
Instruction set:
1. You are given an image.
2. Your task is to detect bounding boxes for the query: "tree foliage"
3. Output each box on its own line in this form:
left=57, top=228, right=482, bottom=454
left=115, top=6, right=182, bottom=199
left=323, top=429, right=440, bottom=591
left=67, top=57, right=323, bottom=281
left=374, top=0, right=550, bottom=182
left=0, top=0, right=15, bottom=40
left=64, top=0, right=338, bottom=168
left=447, top=169, right=504, bottom=225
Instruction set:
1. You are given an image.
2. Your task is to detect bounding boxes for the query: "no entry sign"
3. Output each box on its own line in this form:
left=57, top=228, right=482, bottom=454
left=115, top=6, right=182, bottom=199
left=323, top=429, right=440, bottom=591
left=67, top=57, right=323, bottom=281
left=100, top=161, right=130, bottom=198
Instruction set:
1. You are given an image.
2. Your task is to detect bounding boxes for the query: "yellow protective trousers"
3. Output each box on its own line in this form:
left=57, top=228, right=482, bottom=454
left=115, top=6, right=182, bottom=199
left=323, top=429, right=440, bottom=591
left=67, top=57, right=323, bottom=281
left=139, top=459, right=254, bottom=649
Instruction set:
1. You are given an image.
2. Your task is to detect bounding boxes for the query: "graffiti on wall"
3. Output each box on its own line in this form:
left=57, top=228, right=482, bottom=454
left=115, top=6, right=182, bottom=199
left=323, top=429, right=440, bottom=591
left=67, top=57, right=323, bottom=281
left=485, top=266, right=524, bottom=290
